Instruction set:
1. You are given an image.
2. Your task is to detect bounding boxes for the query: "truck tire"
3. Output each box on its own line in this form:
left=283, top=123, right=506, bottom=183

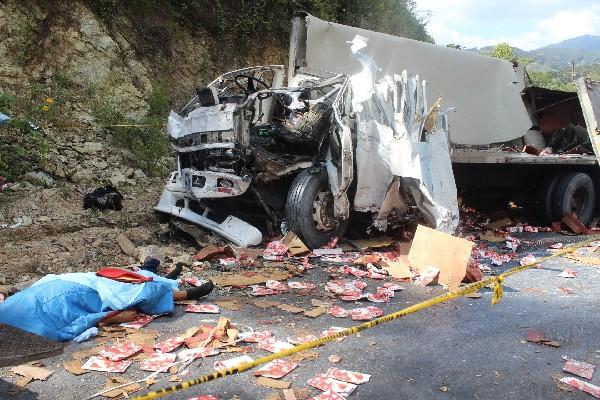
left=286, top=169, right=348, bottom=249
left=552, top=172, right=595, bottom=225
left=537, top=173, right=563, bottom=224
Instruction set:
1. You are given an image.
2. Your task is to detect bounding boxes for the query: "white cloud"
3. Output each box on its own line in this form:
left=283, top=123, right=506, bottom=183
left=415, top=0, right=600, bottom=50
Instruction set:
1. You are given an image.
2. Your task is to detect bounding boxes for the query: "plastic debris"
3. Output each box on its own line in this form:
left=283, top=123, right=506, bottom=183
left=558, top=269, right=577, bottom=278
left=258, top=338, right=295, bottom=353
left=82, top=356, right=132, bottom=373
left=185, top=304, right=220, bottom=314
left=564, top=358, right=596, bottom=380
left=140, top=353, right=177, bottom=372
left=560, top=377, right=600, bottom=398
left=100, top=341, right=142, bottom=361
left=253, top=359, right=298, bottom=378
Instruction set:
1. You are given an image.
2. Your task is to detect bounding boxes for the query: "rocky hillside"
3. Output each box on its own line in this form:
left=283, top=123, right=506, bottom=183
left=0, top=0, right=430, bottom=287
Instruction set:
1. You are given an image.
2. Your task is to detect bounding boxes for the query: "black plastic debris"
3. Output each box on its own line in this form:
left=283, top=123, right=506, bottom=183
left=83, top=186, right=123, bottom=211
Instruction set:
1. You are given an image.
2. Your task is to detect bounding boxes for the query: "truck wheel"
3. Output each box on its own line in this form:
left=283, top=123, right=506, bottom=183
left=552, top=172, right=595, bottom=225
left=286, top=169, right=349, bottom=249
left=537, top=173, right=563, bottom=224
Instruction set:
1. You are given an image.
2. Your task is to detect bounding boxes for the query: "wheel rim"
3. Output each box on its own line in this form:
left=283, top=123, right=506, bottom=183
left=571, top=187, right=588, bottom=216
left=312, top=190, right=337, bottom=232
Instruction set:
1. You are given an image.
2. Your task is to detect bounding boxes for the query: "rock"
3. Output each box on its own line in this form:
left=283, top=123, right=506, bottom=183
left=23, top=171, right=55, bottom=187
left=108, top=170, right=127, bottom=186
left=71, top=168, right=96, bottom=185
left=133, top=169, right=147, bottom=181
left=76, top=142, right=104, bottom=155
left=463, top=260, right=484, bottom=283
left=116, top=233, right=136, bottom=257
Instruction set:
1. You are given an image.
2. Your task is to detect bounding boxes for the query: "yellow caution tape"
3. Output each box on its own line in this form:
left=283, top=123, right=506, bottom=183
left=132, top=236, right=598, bottom=400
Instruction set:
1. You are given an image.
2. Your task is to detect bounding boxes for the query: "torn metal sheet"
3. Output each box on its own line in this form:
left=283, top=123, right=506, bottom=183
left=577, top=78, right=600, bottom=165
left=347, top=35, right=459, bottom=232
left=292, top=13, right=533, bottom=145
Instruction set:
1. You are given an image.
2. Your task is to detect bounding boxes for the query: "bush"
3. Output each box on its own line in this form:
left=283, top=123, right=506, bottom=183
left=96, top=82, right=173, bottom=176
left=0, top=118, right=48, bottom=180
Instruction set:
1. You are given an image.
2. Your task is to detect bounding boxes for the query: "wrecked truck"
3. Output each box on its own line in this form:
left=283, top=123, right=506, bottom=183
left=157, top=12, right=600, bottom=247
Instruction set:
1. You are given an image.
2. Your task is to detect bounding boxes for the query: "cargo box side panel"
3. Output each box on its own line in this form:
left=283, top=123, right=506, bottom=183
left=300, top=14, right=534, bottom=146
left=578, top=78, right=600, bottom=165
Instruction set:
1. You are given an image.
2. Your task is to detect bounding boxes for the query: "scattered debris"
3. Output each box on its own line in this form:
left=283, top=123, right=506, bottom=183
left=328, top=355, right=341, bottom=363
left=563, top=358, right=596, bottom=380
left=526, top=329, right=560, bottom=347
left=559, top=377, right=600, bottom=398
left=558, top=269, right=577, bottom=278
left=256, top=376, right=292, bottom=389
left=253, top=359, right=298, bottom=378
left=561, top=213, right=591, bottom=235
left=11, top=364, right=54, bottom=380
left=408, top=225, right=473, bottom=290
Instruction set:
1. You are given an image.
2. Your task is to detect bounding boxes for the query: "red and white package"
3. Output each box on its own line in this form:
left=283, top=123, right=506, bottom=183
left=323, top=237, right=339, bottom=249
left=253, top=359, right=298, bottom=378
left=310, top=389, right=347, bottom=400
left=320, top=327, right=347, bottom=342
left=520, top=254, right=536, bottom=266
left=560, top=377, right=600, bottom=398
left=82, top=356, right=132, bottom=373
left=265, top=280, right=288, bottom=291
left=564, top=358, right=596, bottom=380
left=328, top=306, right=350, bottom=318
left=250, top=285, right=279, bottom=296
left=307, top=373, right=357, bottom=396
left=139, top=353, right=176, bottom=372
left=287, top=334, right=318, bottom=345
left=366, top=287, right=393, bottom=303
left=185, top=304, right=220, bottom=314
left=214, top=355, right=253, bottom=371
left=258, top=338, right=295, bottom=353
left=219, top=257, right=238, bottom=267
left=99, top=341, right=142, bottom=361
left=382, top=282, right=403, bottom=291
left=183, top=277, right=210, bottom=287
left=188, top=397, right=219, bottom=400
left=413, top=267, right=440, bottom=286
left=523, top=225, right=539, bottom=233
left=287, top=281, right=316, bottom=290
left=350, top=306, right=383, bottom=321
left=154, top=336, right=185, bottom=353
left=366, top=263, right=387, bottom=279
left=177, top=347, right=220, bottom=362
left=120, top=314, right=156, bottom=329
left=238, top=330, right=272, bottom=343
left=326, top=279, right=367, bottom=295
left=263, top=240, right=288, bottom=257
left=325, top=367, right=371, bottom=384
left=343, top=266, right=368, bottom=278
left=558, top=269, right=577, bottom=278
left=549, top=242, right=564, bottom=250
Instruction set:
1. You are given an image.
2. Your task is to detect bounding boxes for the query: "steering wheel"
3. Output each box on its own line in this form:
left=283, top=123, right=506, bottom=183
left=234, top=74, right=270, bottom=94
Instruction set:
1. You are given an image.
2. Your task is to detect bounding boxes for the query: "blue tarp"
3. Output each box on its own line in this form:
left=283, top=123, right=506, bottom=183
left=0, top=271, right=178, bottom=341
left=0, top=112, right=9, bottom=126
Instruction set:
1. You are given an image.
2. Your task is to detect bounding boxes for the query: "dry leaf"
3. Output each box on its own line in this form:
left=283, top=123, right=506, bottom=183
left=145, top=377, right=156, bottom=387
left=439, top=386, right=449, bottom=392
left=11, top=365, right=53, bottom=380
left=276, top=304, right=305, bottom=314
left=288, top=350, right=318, bottom=363
left=328, top=355, right=341, bottom=363
left=303, top=307, right=327, bottom=318
left=283, top=388, right=298, bottom=400
left=63, top=359, right=88, bottom=375
left=169, top=375, right=181, bottom=382
left=8, top=375, right=32, bottom=395
left=101, top=377, right=141, bottom=398
left=255, top=377, right=291, bottom=389
left=310, top=299, right=332, bottom=308
left=169, top=366, right=178, bottom=374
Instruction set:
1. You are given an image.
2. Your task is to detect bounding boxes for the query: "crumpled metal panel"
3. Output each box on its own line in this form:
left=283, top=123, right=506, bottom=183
left=346, top=35, right=459, bottom=233
left=577, top=78, right=600, bottom=165
left=300, top=14, right=534, bottom=145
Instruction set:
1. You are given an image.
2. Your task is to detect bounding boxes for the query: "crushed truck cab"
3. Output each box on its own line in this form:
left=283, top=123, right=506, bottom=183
left=156, top=31, right=458, bottom=247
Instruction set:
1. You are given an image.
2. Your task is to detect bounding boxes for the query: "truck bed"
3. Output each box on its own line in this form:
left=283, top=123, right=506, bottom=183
left=452, top=148, right=597, bottom=165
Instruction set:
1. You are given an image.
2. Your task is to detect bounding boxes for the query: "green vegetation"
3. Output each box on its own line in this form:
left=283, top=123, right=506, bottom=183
left=86, top=0, right=432, bottom=45
left=0, top=91, right=49, bottom=180
left=95, top=82, right=172, bottom=176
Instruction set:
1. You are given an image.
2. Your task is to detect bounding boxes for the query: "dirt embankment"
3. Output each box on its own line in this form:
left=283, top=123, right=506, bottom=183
left=0, top=0, right=286, bottom=286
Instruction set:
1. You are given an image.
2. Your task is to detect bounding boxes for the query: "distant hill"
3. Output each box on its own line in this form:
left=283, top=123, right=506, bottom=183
left=471, top=35, right=600, bottom=71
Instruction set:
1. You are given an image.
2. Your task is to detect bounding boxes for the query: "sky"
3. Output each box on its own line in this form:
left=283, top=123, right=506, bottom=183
left=414, top=0, right=600, bottom=50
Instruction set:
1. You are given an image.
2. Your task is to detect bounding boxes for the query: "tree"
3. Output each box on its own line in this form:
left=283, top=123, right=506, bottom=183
left=489, top=42, right=514, bottom=61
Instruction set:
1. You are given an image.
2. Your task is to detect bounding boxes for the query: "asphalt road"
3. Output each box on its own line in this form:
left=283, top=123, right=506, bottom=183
left=1, top=233, right=600, bottom=400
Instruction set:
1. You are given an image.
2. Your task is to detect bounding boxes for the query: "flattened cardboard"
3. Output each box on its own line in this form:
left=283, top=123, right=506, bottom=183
left=408, top=225, right=473, bottom=290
